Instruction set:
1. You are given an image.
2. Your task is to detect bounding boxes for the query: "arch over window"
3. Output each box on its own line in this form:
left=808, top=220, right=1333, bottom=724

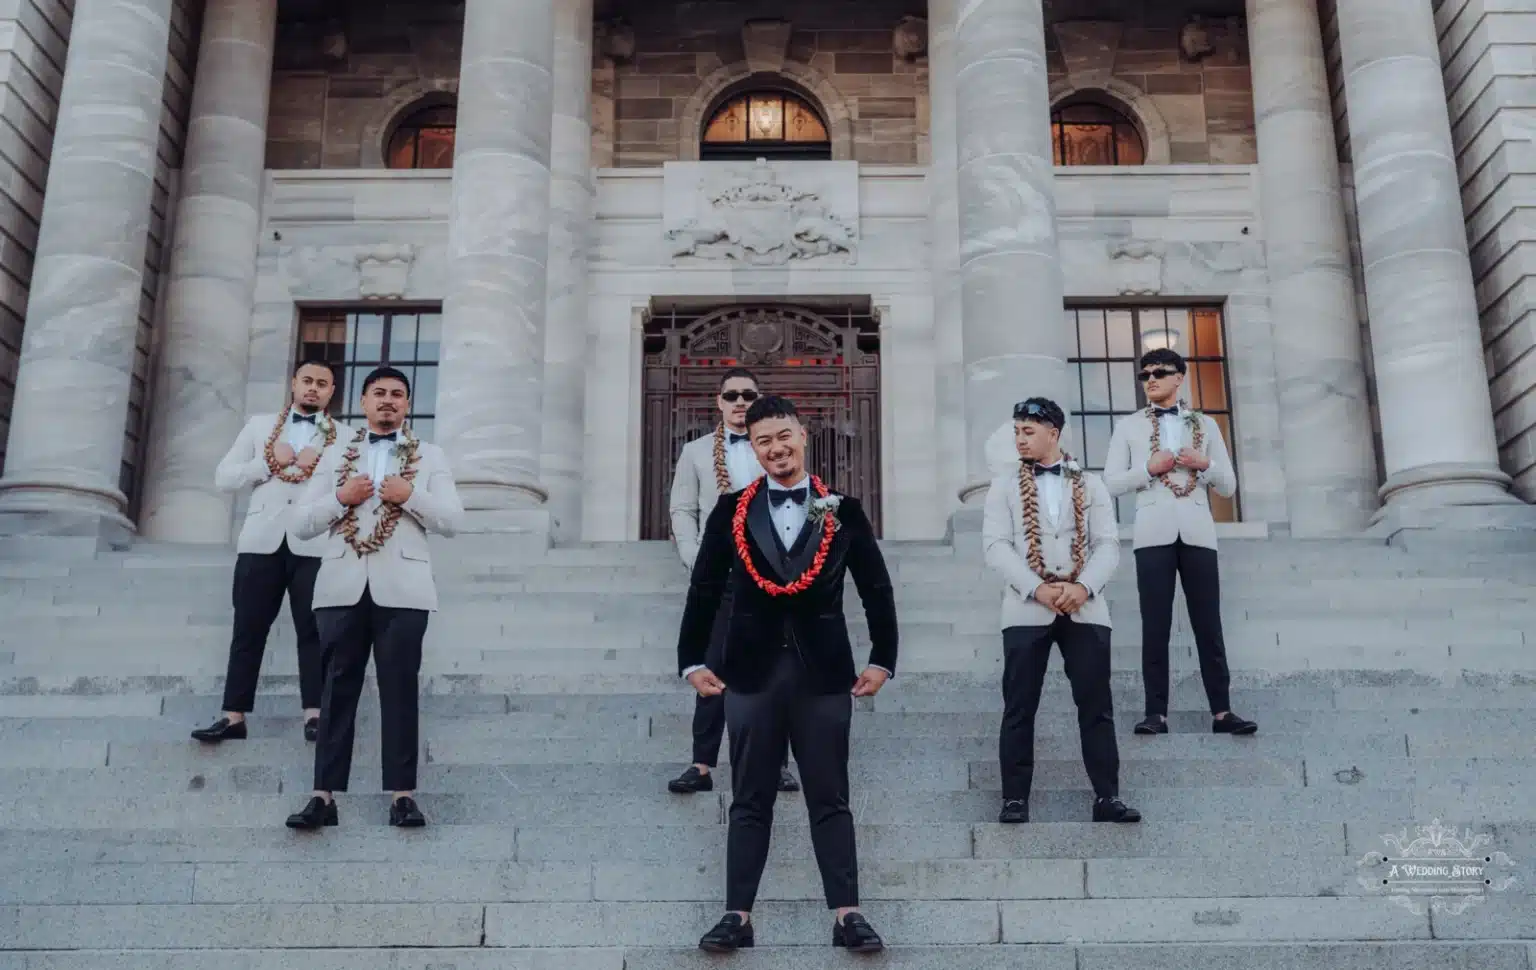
left=386, top=102, right=457, bottom=170
left=1051, top=97, right=1145, bottom=167
left=701, top=89, right=831, bottom=161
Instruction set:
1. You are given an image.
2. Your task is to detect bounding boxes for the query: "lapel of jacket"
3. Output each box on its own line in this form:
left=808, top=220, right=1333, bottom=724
left=745, top=486, right=789, bottom=582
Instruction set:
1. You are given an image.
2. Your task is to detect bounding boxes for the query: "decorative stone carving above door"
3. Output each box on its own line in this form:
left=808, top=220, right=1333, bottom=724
left=662, top=159, right=860, bottom=266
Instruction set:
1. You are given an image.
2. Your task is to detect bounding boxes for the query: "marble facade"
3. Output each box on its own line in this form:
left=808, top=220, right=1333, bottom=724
left=0, top=0, right=1532, bottom=550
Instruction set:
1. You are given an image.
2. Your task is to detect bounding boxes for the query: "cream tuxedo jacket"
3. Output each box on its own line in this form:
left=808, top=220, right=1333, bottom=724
left=291, top=433, right=464, bottom=611
left=1102, top=407, right=1236, bottom=551
left=215, top=413, right=354, bottom=556
left=982, top=466, right=1121, bottom=630
left=668, top=431, right=764, bottom=568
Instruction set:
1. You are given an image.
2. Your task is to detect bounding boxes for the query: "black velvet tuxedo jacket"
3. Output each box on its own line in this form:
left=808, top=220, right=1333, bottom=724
left=676, top=485, right=899, bottom=695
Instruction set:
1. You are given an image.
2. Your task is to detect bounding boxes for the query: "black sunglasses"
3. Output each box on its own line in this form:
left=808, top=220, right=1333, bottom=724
left=720, top=389, right=760, bottom=403
left=1013, top=401, right=1048, bottom=418
left=1137, top=367, right=1179, bottom=382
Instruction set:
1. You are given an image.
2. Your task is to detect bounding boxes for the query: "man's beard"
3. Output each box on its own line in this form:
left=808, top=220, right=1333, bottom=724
left=373, top=412, right=401, bottom=429
left=294, top=402, right=322, bottom=415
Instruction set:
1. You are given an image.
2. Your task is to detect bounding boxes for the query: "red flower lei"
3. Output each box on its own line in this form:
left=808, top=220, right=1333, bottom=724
left=733, top=475, right=837, bottom=596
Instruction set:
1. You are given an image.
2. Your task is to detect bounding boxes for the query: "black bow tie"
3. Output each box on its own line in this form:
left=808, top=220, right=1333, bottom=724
left=1033, top=463, right=1062, bottom=477
left=1154, top=406, right=1180, bottom=417
left=728, top=432, right=749, bottom=445
left=291, top=412, right=317, bottom=424
left=368, top=432, right=397, bottom=444
left=769, top=487, right=808, bottom=507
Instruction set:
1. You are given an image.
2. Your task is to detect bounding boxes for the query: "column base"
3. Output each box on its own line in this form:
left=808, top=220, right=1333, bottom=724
left=946, top=506, right=984, bottom=561
left=429, top=508, right=554, bottom=563
left=0, top=479, right=136, bottom=559
left=455, top=480, right=550, bottom=512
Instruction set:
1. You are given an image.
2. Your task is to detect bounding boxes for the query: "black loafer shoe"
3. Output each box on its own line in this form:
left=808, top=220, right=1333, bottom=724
left=191, top=717, right=248, bottom=743
left=778, top=768, right=800, bottom=793
left=699, top=913, right=754, bottom=952
left=833, top=912, right=884, bottom=953
left=285, top=796, right=337, bottom=830
left=1133, top=716, right=1168, bottom=735
left=389, top=796, right=426, bottom=828
left=303, top=717, right=319, bottom=742
left=668, top=766, right=714, bottom=794
left=1213, top=713, right=1258, bottom=735
left=1093, top=796, right=1142, bottom=823
left=998, top=799, right=1029, bottom=824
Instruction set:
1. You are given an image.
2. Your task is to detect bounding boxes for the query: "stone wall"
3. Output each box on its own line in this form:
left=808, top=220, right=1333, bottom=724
left=1435, top=0, right=1536, bottom=502
left=0, top=0, right=69, bottom=479
left=260, top=1, right=1256, bottom=170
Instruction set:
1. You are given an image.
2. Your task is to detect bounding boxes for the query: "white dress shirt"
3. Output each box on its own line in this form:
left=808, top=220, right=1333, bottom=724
left=363, top=431, right=399, bottom=487
left=1032, top=461, right=1066, bottom=522
left=284, top=410, right=323, bottom=452
left=722, top=428, right=760, bottom=491
left=1155, top=405, right=1184, bottom=453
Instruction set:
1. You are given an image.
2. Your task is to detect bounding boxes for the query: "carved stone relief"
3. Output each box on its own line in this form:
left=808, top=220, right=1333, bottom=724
left=893, top=16, right=928, bottom=61
left=355, top=243, right=416, bottom=300
left=1107, top=239, right=1165, bottom=296
left=662, top=159, right=860, bottom=266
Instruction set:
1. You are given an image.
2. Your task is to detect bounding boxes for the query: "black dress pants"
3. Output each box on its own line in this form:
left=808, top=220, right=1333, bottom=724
left=690, top=587, right=788, bottom=773
left=221, top=540, right=324, bottom=712
left=1135, top=539, right=1233, bottom=718
left=312, top=587, right=429, bottom=792
left=1000, top=618, right=1119, bottom=802
left=723, top=648, right=857, bottom=912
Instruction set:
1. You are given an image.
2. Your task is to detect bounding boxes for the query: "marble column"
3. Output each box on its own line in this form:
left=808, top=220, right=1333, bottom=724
left=928, top=0, right=966, bottom=513
left=436, top=0, right=556, bottom=512
left=1337, top=0, right=1521, bottom=518
left=0, top=0, right=174, bottom=536
left=138, top=0, right=279, bottom=544
left=540, top=0, right=595, bottom=542
left=953, top=0, right=1070, bottom=503
left=1247, top=0, right=1379, bottom=536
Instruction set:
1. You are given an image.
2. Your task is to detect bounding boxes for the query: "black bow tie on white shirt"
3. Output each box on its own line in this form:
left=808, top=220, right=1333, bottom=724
left=1154, top=406, right=1180, bottom=417
left=769, top=487, right=808, bottom=507
left=728, top=432, right=749, bottom=445
left=368, top=432, right=397, bottom=444
left=292, top=413, right=317, bottom=424
left=1033, top=463, right=1062, bottom=477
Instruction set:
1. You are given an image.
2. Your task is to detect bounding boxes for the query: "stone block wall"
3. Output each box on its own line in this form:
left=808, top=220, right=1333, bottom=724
left=1435, top=0, right=1536, bottom=502
left=0, top=0, right=69, bottom=479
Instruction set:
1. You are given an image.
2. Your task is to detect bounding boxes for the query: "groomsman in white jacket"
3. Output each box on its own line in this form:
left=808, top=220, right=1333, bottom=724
left=192, top=361, right=352, bottom=744
left=284, top=366, right=463, bottom=830
left=666, top=368, right=798, bottom=796
left=1103, top=348, right=1257, bottom=737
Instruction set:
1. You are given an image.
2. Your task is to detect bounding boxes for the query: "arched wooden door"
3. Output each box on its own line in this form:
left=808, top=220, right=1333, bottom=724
left=641, top=304, right=882, bottom=539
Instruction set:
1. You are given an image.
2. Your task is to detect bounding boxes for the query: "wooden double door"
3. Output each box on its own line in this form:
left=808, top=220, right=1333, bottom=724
left=640, top=303, right=883, bottom=539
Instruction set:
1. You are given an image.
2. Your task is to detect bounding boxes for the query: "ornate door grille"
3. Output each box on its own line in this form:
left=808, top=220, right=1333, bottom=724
left=641, top=303, right=882, bottom=539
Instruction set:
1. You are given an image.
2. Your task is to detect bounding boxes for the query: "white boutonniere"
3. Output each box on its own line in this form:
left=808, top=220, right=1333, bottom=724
left=1063, top=456, right=1083, bottom=478
left=1182, top=408, right=1203, bottom=434
left=808, top=493, right=843, bottom=532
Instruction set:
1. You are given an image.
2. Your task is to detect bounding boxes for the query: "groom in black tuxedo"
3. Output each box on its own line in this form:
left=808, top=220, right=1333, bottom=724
left=677, top=394, right=897, bottom=955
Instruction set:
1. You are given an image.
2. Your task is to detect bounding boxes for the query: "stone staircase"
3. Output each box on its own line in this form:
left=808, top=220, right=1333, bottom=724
left=0, top=531, right=1532, bottom=967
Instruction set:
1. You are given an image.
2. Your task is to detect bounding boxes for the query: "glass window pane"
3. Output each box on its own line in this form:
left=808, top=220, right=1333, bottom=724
left=411, top=418, right=434, bottom=441
left=1116, top=125, right=1145, bottom=165
left=416, top=314, right=442, bottom=361
left=417, top=128, right=455, bottom=169
left=355, top=314, right=384, bottom=362
left=1082, top=413, right=1113, bottom=468
left=1191, top=308, right=1225, bottom=358
left=1079, top=362, right=1110, bottom=411
left=1076, top=309, right=1108, bottom=358
left=387, top=132, right=416, bottom=169
left=748, top=95, right=784, bottom=141
left=1067, top=363, right=1084, bottom=414
left=1192, top=362, right=1229, bottom=412
left=389, top=314, right=419, bottom=359
left=1108, top=361, right=1136, bottom=411
left=1105, top=310, right=1136, bottom=358
left=412, top=367, right=438, bottom=415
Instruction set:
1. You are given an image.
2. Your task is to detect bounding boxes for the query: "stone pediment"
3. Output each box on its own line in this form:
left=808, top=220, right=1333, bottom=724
left=662, top=159, right=859, bottom=267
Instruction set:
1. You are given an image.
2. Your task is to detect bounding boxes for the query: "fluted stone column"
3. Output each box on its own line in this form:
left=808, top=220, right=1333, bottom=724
left=138, top=0, right=279, bottom=543
left=540, top=0, right=595, bottom=542
left=954, top=0, right=1070, bottom=503
left=437, top=0, right=556, bottom=513
left=0, top=0, right=174, bottom=537
left=1337, top=0, right=1523, bottom=521
left=1247, top=0, right=1379, bottom=535
left=928, top=0, right=966, bottom=514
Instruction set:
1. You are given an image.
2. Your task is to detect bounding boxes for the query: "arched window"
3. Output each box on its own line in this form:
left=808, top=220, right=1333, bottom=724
left=701, top=89, right=831, bottom=161
left=386, top=103, right=457, bottom=170
left=1051, top=98, right=1145, bottom=167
